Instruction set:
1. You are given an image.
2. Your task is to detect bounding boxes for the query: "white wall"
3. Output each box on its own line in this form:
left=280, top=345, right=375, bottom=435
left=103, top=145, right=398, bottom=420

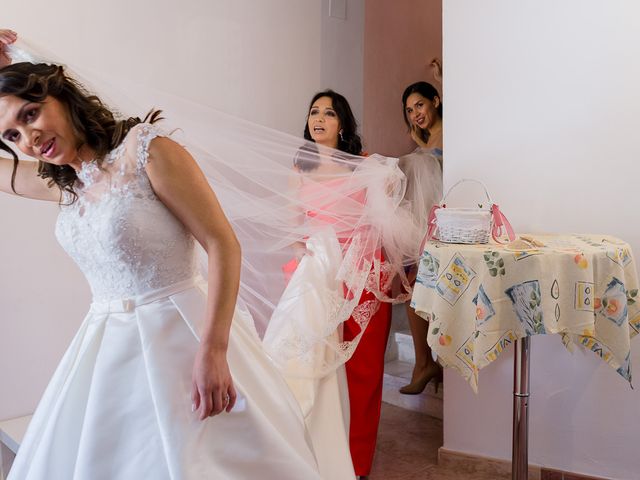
left=9, top=0, right=325, bottom=135
left=443, top=1, right=640, bottom=478
left=0, top=0, right=365, bottom=420
left=321, top=0, right=365, bottom=129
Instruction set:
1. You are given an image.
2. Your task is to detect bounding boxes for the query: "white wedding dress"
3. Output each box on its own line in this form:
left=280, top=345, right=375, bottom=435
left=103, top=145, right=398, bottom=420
left=263, top=231, right=356, bottom=480
left=8, top=124, right=324, bottom=480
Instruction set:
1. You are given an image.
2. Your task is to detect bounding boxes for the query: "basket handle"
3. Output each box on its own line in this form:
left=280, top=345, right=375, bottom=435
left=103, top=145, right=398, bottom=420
left=440, top=178, right=493, bottom=207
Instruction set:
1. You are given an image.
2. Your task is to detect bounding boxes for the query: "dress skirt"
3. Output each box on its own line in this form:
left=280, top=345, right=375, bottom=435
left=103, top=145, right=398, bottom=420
left=8, top=277, right=321, bottom=480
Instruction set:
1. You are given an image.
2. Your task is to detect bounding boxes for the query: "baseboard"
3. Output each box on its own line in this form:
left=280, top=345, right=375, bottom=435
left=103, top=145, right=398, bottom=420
left=0, top=414, right=32, bottom=480
left=438, top=447, right=611, bottom=480
left=0, top=442, right=15, bottom=480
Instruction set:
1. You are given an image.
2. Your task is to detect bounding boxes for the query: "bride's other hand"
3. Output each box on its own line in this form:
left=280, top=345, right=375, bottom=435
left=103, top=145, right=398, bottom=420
left=0, top=29, right=17, bottom=68
left=144, top=135, right=241, bottom=421
left=191, top=347, right=237, bottom=420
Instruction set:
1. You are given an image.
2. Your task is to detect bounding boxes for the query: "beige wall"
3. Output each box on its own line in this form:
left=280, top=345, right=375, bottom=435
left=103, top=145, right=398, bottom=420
left=363, top=0, right=442, bottom=157
left=321, top=0, right=365, bottom=126
left=4, top=0, right=326, bottom=135
left=0, top=0, right=365, bottom=420
left=443, top=1, right=640, bottom=478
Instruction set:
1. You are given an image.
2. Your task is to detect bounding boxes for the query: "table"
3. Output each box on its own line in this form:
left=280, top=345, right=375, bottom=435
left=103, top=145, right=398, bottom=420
left=411, top=234, right=639, bottom=480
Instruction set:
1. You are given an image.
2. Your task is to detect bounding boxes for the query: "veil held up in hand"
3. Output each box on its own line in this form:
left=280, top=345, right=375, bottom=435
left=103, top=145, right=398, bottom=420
left=5, top=40, right=424, bottom=378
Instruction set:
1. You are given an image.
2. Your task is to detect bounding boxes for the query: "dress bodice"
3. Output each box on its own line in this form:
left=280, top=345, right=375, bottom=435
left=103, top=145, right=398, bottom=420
left=398, top=147, right=443, bottom=227
left=298, top=177, right=366, bottom=223
left=55, top=124, right=197, bottom=302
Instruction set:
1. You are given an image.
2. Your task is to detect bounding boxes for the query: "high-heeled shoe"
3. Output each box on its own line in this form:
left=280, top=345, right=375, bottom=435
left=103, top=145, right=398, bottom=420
left=399, top=364, right=443, bottom=395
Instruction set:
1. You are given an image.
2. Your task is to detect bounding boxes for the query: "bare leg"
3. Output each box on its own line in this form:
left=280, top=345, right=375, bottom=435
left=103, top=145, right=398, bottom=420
left=407, top=303, right=430, bottom=372
left=399, top=303, right=442, bottom=395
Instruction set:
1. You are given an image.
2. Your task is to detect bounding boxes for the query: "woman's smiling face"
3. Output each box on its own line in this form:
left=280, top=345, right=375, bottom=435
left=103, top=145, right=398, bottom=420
left=405, top=92, right=439, bottom=131
left=0, top=94, right=83, bottom=169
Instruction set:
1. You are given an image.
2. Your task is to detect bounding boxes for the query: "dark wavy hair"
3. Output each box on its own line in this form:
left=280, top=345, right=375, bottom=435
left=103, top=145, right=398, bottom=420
left=0, top=62, right=160, bottom=202
left=298, top=90, right=362, bottom=172
left=401, top=81, right=442, bottom=145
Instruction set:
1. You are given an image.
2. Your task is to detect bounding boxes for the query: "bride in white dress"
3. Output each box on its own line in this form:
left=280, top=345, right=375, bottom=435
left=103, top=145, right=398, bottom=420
left=0, top=39, right=327, bottom=479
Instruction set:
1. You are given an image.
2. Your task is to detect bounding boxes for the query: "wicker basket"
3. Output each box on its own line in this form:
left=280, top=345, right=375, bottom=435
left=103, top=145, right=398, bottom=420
left=434, top=179, right=493, bottom=244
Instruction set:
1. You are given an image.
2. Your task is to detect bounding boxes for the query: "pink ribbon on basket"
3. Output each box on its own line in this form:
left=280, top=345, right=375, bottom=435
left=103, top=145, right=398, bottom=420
left=491, top=204, right=516, bottom=244
left=418, top=204, right=442, bottom=253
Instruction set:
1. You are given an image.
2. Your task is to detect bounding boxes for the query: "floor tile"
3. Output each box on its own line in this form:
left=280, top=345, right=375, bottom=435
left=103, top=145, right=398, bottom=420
left=370, top=403, right=510, bottom=480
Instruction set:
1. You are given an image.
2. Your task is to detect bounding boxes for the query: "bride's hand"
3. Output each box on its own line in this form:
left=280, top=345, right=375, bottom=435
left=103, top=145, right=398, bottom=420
left=0, top=29, right=17, bottom=68
left=191, top=346, right=237, bottom=420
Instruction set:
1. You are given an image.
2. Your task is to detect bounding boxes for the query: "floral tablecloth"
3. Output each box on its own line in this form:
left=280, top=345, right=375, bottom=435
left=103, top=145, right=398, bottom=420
left=411, top=234, right=639, bottom=392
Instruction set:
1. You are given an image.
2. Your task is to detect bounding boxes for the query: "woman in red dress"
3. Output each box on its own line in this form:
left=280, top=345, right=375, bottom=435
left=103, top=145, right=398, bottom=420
left=299, top=90, right=392, bottom=479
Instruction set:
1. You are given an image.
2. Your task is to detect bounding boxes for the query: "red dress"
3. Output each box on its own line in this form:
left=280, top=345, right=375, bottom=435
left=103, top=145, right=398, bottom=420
left=293, top=175, right=393, bottom=476
left=343, top=261, right=392, bottom=476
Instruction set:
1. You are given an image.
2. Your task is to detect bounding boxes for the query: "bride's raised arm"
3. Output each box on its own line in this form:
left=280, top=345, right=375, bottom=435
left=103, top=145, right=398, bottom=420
left=0, top=30, right=63, bottom=201
left=0, top=155, right=58, bottom=200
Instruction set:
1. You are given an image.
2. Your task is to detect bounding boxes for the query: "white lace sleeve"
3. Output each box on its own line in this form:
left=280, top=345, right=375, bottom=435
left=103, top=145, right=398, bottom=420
left=135, top=123, right=163, bottom=171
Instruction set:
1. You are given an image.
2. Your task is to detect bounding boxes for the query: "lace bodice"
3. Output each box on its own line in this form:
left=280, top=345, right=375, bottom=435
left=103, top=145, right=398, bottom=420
left=55, top=124, right=197, bottom=302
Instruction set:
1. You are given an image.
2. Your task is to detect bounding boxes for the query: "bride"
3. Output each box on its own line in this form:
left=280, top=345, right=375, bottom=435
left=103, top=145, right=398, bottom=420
left=0, top=31, right=327, bottom=480
left=0, top=29, right=419, bottom=480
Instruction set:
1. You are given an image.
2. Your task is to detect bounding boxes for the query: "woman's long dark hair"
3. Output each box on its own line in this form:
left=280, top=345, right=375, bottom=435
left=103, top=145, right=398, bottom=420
left=0, top=62, right=160, bottom=202
left=401, top=81, right=442, bottom=145
left=297, top=89, right=362, bottom=172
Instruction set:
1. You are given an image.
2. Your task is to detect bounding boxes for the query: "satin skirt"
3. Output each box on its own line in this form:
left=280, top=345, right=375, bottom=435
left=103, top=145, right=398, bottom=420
left=264, top=232, right=357, bottom=480
left=8, top=278, right=321, bottom=480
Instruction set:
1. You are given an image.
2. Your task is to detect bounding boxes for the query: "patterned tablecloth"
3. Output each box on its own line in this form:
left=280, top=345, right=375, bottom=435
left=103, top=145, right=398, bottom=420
left=411, top=234, right=639, bottom=392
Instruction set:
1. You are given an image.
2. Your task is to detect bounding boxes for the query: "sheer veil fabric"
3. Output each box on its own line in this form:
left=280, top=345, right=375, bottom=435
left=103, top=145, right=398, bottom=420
left=6, top=40, right=422, bottom=380
left=5, top=40, right=434, bottom=480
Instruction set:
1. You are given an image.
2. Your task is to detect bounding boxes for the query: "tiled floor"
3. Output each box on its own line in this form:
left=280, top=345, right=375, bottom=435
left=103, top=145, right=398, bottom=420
left=370, top=403, right=509, bottom=480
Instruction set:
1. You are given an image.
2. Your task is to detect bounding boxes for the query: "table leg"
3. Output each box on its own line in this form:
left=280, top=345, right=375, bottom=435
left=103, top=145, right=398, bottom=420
left=512, top=336, right=531, bottom=480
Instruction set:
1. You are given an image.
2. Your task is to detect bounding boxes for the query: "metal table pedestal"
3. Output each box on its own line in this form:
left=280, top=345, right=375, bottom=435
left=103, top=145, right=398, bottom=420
left=512, top=337, right=531, bottom=480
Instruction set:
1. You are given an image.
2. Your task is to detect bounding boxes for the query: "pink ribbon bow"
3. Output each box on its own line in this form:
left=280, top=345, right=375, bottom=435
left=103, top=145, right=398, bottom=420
left=491, top=204, right=516, bottom=244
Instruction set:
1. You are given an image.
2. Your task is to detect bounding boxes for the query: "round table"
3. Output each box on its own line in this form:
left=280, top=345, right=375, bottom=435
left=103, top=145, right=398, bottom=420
left=411, top=234, right=639, bottom=479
